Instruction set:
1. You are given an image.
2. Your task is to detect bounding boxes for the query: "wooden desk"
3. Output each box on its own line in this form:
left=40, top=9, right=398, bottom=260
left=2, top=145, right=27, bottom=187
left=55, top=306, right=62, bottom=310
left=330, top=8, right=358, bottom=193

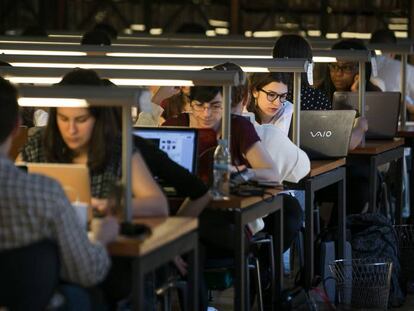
left=108, top=217, right=198, bottom=311
left=348, top=139, right=405, bottom=223
left=398, top=127, right=414, bottom=220
left=207, top=188, right=283, bottom=311
left=287, top=158, right=347, bottom=289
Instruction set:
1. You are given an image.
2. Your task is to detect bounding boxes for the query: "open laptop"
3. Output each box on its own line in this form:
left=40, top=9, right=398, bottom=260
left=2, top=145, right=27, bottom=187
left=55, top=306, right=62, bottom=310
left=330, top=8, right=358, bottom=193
left=134, top=126, right=198, bottom=174
left=23, top=163, right=91, bottom=203
left=333, top=91, right=401, bottom=139
left=300, top=110, right=356, bottom=159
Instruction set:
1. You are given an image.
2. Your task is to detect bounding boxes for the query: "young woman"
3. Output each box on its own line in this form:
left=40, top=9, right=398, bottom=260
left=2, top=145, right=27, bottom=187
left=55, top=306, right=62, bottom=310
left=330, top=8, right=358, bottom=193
left=319, top=39, right=382, bottom=101
left=246, top=71, right=292, bottom=135
left=20, top=69, right=168, bottom=217
left=272, top=34, right=332, bottom=110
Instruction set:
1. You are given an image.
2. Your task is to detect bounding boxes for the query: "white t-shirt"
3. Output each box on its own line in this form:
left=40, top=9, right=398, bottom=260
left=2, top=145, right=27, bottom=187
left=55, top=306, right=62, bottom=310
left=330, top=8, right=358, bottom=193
left=375, top=55, right=414, bottom=105
left=254, top=124, right=310, bottom=183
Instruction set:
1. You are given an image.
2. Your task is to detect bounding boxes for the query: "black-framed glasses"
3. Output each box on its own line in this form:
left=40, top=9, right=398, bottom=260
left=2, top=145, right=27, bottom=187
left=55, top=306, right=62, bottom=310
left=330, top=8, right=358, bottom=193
left=328, top=63, right=357, bottom=74
left=259, top=89, right=288, bottom=103
left=191, top=101, right=223, bottom=113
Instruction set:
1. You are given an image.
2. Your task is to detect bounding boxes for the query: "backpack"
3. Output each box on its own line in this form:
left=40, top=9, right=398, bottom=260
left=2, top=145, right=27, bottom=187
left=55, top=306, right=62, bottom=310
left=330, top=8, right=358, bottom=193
left=347, top=213, right=405, bottom=307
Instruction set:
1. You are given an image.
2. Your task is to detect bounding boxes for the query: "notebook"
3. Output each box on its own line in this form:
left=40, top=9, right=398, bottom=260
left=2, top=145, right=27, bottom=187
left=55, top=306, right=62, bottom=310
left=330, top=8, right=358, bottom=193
left=24, top=163, right=91, bottom=203
left=300, top=110, right=356, bottom=159
left=134, top=126, right=198, bottom=174
left=333, top=91, right=401, bottom=139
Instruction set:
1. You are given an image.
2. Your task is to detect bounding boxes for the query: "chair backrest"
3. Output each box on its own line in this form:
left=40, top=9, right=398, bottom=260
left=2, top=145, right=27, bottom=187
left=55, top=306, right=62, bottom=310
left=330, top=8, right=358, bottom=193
left=0, top=239, right=60, bottom=311
left=8, top=126, right=28, bottom=160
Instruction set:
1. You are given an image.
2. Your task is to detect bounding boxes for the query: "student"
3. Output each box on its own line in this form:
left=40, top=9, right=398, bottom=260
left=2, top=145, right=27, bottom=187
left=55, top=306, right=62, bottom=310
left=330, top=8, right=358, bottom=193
left=272, top=34, right=332, bottom=110
left=20, top=68, right=168, bottom=217
left=163, top=84, right=277, bottom=182
left=319, top=39, right=382, bottom=101
left=0, top=76, right=118, bottom=306
left=370, top=28, right=414, bottom=118
left=315, top=39, right=377, bottom=150
left=246, top=71, right=293, bottom=135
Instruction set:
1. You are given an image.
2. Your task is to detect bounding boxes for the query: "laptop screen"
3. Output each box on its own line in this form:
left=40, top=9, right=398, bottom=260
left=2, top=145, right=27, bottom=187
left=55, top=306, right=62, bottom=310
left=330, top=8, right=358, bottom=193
left=133, top=127, right=198, bottom=173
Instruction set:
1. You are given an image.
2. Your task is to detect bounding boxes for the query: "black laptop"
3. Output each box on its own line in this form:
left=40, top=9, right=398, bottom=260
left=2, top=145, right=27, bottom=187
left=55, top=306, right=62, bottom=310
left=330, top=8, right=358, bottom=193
left=333, top=91, right=401, bottom=139
left=300, top=110, right=356, bottom=159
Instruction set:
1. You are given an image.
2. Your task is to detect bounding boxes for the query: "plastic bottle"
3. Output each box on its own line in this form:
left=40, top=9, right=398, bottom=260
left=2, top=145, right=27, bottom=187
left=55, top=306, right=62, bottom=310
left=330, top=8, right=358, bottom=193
left=212, top=139, right=230, bottom=200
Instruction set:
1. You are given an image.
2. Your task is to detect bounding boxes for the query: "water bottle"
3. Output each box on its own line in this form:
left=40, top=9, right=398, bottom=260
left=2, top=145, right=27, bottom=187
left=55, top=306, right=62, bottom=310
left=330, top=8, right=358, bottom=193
left=212, top=139, right=230, bottom=200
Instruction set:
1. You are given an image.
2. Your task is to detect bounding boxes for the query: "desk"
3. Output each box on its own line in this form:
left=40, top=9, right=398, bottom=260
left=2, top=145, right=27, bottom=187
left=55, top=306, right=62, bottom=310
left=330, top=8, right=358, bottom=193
left=348, top=139, right=405, bottom=224
left=398, top=127, right=414, bottom=220
left=107, top=217, right=198, bottom=311
left=208, top=188, right=283, bottom=311
left=287, top=158, right=347, bottom=289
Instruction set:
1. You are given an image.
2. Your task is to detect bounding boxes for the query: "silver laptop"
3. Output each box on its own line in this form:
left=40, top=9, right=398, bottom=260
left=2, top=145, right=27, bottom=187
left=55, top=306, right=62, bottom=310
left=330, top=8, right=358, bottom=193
left=333, top=91, right=401, bottom=139
left=23, top=163, right=91, bottom=203
left=300, top=110, right=356, bottom=159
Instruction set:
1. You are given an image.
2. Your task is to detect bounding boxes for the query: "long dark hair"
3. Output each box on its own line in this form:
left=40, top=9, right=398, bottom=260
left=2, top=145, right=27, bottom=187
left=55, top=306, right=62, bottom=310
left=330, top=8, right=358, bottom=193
left=272, top=34, right=312, bottom=86
left=319, top=39, right=381, bottom=101
left=43, top=69, right=118, bottom=173
left=246, top=72, right=289, bottom=124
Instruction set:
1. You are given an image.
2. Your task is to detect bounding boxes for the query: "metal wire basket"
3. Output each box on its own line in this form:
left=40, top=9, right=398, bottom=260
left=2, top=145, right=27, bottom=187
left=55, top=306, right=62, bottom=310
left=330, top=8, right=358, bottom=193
left=329, top=258, right=393, bottom=310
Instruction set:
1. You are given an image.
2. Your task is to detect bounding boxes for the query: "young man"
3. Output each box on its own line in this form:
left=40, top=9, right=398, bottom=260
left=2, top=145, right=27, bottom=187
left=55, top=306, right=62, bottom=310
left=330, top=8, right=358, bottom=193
left=0, top=77, right=118, bottom=300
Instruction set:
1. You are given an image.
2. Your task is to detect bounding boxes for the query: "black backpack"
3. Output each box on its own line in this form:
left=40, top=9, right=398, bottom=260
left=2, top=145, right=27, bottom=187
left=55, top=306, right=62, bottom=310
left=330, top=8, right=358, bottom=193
left=347, top=213, right=405, bottom=307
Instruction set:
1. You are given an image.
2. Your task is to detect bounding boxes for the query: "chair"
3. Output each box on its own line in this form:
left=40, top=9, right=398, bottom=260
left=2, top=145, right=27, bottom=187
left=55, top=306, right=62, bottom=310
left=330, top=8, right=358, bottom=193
left=8, top=125, right=28, bottom=160
left=0, top=239, right=60, bottom=311
left=204, top=234, right=275, bottom=311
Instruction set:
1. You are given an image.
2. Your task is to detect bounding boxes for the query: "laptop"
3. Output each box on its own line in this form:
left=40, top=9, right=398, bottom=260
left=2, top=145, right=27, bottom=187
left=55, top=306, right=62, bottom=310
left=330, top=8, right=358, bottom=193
left=133, top=126, right=198, bottom=174
left=300, top=110, right=356, bottom=159
left=333, top=91, right=401, bottom=139
left=23, top=163, right=91, bottom=203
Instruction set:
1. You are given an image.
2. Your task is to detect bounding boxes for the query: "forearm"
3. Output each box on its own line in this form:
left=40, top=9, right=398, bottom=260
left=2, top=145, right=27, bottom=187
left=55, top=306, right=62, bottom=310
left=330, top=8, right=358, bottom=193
left=132, top=196, right=169, bottom=217
left=176, top=191, right=212, bottom=217
left=349, top=127, right=365, bottom=150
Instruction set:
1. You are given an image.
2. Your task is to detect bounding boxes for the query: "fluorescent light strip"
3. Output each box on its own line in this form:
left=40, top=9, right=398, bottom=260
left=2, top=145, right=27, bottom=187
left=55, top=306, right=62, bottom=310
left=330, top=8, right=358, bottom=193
left=326, top=33, right=339, bottom=39
left=109, top=79, right=194, bottom=86
left=395, top=31, right=408, bottom=38
left=106, top=52, right=269, bottom=59
left=307, top=30, right=321, bottom=37
left=209, top=19, right=229, bottom=27
left=0, top=40, right=78, bottom=45
left=10, top=62, right=204, bottom=71
left=48, top=34, right=81, bottom=38
left=0, top=49, right=86, bottom=56
left=341, top=32, right=371, bottom=39
left=312, top=56, right=337, bottom=63
left=6, top=77, right=61, bottom=84
left=18, top=98, right=89, bottom=107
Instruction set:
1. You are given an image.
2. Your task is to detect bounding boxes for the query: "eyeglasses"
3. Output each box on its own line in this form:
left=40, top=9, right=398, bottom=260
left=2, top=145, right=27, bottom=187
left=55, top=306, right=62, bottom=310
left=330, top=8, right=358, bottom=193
left=328, top=63, right=357, bottom=74
left=191, top=101, right=223, bottom=113
left=259, top=89, right=288, bottom=103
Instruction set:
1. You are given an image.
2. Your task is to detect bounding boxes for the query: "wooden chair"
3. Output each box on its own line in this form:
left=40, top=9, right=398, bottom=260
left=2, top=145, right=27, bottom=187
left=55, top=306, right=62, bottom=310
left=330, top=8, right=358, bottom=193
left=9, top=125, right=28, bottom=160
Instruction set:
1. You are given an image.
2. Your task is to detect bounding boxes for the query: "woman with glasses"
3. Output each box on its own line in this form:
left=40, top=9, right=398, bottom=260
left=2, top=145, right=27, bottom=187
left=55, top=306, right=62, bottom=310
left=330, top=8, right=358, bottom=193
left=319, top=39, right=382, bottom=102
left=246, top=72, right=292, bottom=135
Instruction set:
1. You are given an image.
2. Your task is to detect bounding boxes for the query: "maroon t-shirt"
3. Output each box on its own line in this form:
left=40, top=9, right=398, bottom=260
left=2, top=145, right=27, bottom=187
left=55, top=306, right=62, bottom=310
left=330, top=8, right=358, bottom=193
left=163, top=113, right=260, bottom=167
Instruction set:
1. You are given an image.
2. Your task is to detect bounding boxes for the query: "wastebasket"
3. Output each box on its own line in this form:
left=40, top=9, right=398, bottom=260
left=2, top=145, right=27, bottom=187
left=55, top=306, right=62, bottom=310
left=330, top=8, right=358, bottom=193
left=329, top=258, right=393, bottom=310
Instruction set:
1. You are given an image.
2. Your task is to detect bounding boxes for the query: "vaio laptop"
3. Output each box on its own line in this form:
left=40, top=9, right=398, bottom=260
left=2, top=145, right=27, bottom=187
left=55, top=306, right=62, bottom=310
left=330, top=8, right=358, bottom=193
left=133, top=126, right=198, bottom=174
left=333, top=91, right=401, bottom=139
left=24, top=163, right=91, bottom=203
left=300, top=110, right=356, bottom=159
